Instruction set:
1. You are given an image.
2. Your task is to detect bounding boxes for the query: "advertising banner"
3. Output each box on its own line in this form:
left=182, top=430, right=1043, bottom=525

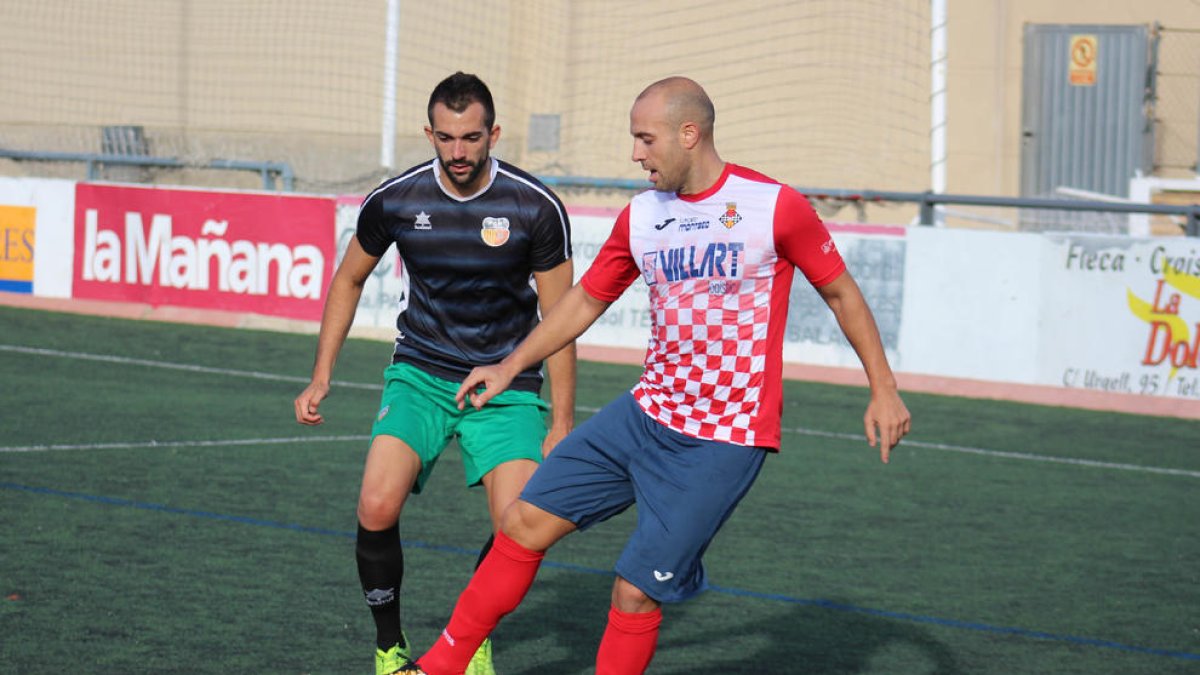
left=335, top=197, right=407, bottom=332
left=1043, top=234, right=1200, bottom=400
left=73, top=184, right=335, bottom=321
left=0, top=177, right=76, bottom=297
left=0, top=204, right=35, bottom=293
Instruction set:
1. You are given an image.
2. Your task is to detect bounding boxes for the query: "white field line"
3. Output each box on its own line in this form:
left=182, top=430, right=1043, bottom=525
left=3, top=343, right=1197, bottom=479
left=0, top=344, right=380, bottom=390
left=782, top=427, right=1200, bottom=479
left=0, top=435, right=370, bottom=453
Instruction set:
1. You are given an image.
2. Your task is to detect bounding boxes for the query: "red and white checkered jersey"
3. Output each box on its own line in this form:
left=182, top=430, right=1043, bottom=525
left=581, top=163, right=845, bottom=449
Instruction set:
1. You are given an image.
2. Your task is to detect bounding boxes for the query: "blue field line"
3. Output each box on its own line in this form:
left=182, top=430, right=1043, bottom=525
left=4, top=480, right=1198, bottom=662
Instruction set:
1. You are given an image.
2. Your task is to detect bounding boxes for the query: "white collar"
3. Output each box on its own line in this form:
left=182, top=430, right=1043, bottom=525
left=432, top=157, right=498, bottom=202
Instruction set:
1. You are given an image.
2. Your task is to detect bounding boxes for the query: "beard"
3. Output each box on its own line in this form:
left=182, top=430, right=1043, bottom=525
left=440, top=155, right=488, bottom=188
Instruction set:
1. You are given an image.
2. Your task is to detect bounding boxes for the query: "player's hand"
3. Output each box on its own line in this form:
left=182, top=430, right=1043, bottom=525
left=541, top=420, right=572, bottom=457
left=294, top=381, right=331, bottom=425
left=455, top=364, right=517, bottom=411
left=864, top=388, right=911, bottom=463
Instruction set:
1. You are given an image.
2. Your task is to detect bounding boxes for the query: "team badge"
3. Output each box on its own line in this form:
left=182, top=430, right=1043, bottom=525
left=480, top=216, right=510, bottom=247
left=718, top=202, right=742, bottom=229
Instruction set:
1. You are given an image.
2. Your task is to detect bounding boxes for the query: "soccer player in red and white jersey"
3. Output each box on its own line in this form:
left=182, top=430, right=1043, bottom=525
left=401, top=76, right=911, bottom=675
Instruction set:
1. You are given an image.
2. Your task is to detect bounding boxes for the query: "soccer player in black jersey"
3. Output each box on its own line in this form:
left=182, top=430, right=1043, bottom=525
left=294, top=72, right=575, bottom=675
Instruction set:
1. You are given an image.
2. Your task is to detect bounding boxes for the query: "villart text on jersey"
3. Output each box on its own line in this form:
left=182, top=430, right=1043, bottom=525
left=649, top=241, right=745, bottom=284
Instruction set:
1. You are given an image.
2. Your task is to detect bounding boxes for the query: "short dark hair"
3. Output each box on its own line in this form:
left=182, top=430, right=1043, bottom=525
left=427, top=71, right=496, bottom=129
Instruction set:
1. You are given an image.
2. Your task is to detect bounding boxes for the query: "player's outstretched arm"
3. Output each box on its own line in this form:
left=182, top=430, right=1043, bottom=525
left=814, top=270, right=911, bottom=462
left=294, top=237, right=381, bottom=425
left=533, top=260, right=578, bottom=455
left=457, top=283, right=609, bottom=411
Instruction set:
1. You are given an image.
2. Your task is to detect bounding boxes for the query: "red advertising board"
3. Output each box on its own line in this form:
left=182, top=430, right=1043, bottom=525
left=73, top=184, right=335, bottom=321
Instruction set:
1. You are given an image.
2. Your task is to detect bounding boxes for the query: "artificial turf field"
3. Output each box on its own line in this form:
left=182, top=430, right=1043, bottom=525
left=1, top=304, right=1197, bottom=674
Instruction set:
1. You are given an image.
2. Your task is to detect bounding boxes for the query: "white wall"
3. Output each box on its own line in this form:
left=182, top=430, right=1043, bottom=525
left=13, top=180, right=1200, bottom=404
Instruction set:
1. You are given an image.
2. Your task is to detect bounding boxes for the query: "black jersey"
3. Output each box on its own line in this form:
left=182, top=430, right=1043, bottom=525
left=356, top=157, right=571, bottom=393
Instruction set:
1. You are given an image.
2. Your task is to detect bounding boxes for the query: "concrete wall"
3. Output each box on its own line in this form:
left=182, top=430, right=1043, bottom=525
left=5, top=176, right=1198, bottom=419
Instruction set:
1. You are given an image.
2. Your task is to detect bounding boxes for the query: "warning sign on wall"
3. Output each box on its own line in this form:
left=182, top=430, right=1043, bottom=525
left=1069, top=34, right=1098, bottom=86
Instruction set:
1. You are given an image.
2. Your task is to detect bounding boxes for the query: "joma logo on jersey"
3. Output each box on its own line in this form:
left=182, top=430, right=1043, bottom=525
left=641, top=241, right=745, bottom=285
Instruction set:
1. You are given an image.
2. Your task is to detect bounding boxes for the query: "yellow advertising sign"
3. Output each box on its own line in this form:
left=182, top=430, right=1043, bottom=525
left=1069, top=34, right=1098, bottom=86
left=0, top=205, right=36, bottom=290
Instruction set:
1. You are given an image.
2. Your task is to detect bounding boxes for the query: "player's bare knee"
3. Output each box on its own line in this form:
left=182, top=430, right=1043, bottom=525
left=499, top=500, right=534, bottom=542
left=612, top=577, right=657, bottom=613
left=500, top=500, right=569, bottom=551
left=357, top=490, right=403, bottom=529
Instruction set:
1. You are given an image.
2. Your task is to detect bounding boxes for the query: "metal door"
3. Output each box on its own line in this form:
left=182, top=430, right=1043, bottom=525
left=1020, top=25, right=1153, bottom=205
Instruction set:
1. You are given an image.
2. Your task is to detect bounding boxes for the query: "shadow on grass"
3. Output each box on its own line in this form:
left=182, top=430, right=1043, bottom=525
left=492, top=570, right=962, bottom=674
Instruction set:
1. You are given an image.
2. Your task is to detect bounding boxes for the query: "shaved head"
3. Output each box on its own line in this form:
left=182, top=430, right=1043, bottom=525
left=636, top=76, right=715, bottom=139
left=630, top=76, right=724, bottom=194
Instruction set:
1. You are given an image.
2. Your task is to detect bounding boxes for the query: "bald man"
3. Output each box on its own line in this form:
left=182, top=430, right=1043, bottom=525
left=402, top=77, right=910, bottom=675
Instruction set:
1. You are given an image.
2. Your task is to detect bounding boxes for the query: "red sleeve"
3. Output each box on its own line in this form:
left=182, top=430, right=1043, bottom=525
left=580, top=206, right=640, bottom=302
left=774, top=186, right=846, bottom=288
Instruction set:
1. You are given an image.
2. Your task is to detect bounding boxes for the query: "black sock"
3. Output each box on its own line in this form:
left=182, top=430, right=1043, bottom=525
left=356, top=521, right=405, bottom=651
left=474, top=533, right=496, bottom=570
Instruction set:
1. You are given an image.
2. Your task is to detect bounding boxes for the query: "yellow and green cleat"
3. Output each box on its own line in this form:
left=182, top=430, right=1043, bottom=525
left=375, top=634, right=413, bottom=675
left=464, top=638, right=495, bottom=675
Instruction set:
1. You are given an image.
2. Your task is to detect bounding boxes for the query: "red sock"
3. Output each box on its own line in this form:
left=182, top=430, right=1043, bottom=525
left=417, top=531, right=544, bottom=674
left=595, top=605, right=662, bottom=675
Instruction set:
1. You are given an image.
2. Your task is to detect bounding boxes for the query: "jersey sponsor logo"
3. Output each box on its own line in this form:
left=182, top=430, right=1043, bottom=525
left=641, top=241, right=745, bottom=285
left=653, top=217, right=676, bottom=231
left=653, top=570, right=674, bottom=582
left=678, top=217, right=710, bottom=232
left=718, top=201, right=742, bottom=229
left=480, top=216, right=510, bottom=247
left=377, top=405, right=390, bottom=422
left=821, top=237, right=837, bottom=255
left=414, top=210, right=432, bottom=230
left=641, top=252, right=658, bottom=285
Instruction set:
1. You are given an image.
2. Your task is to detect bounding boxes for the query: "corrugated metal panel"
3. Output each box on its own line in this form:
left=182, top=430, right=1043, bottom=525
left=1020, top=24, right=1151, bottom=200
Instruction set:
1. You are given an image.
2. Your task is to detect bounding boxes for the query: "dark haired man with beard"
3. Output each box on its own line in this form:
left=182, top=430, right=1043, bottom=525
left=295, top=71, right=575, bottom=675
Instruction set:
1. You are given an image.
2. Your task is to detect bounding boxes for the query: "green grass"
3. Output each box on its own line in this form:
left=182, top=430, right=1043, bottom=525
left=1, top=304, right=1198, bottom=673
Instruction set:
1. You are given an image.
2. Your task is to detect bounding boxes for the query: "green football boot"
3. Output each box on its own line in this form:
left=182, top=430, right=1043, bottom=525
left=375, top=633, right=413, bottom=675
left=464, top=637, right=495, bottom=675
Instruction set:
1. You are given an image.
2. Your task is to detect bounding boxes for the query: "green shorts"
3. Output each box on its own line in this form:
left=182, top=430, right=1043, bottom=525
left=371, top=361, right=548, bottom=493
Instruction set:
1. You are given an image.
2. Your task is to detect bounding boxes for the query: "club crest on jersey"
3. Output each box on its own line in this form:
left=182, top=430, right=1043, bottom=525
left=718, top=202, right=742, bottom=229
left=480, top=216, right=510, bottom=247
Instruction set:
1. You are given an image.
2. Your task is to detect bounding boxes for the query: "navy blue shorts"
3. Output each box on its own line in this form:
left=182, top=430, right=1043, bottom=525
left=520, top=393, right=767, bottom=603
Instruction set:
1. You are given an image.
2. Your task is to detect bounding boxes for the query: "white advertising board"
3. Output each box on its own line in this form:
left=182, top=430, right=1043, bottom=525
left=1040, top=234, right=1200, bottom=399
left=335, top=198, right=408, bottom=333
left=0, top=177, right=76, bottom=298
